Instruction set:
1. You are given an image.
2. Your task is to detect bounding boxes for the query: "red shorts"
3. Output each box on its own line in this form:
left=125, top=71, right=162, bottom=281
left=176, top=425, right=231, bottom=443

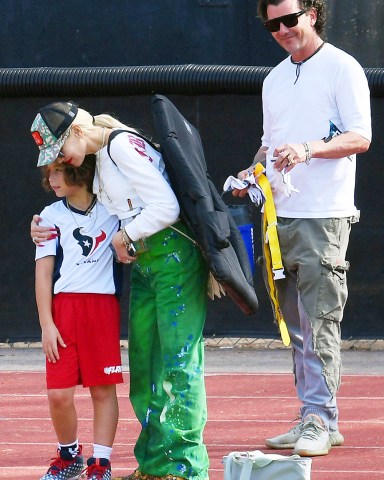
left=46, top=293, right=124, bottom=389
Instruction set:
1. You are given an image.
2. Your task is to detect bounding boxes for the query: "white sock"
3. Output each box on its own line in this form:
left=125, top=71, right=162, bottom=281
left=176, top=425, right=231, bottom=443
left=93, top=444, right=112, bottom=460
left=58, top=439, right=79, bottom=457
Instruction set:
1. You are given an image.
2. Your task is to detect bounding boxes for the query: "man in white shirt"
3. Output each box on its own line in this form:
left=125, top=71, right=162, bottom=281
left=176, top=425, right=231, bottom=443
left=234, top=0, right=371, bottom=457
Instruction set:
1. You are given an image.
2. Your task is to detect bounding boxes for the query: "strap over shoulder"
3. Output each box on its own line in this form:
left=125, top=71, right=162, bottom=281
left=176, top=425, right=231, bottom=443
left=107, top=129, right=160, bottom=165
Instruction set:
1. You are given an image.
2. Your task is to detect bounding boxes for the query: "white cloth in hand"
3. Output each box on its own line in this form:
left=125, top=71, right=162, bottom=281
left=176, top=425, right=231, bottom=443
left=274, top=168, right=300, bottom=197
left=223, top=173, right=265, bottom=206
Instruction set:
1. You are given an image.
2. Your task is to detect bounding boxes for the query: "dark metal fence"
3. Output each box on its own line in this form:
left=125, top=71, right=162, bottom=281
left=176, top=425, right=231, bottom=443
left=1, top=65, right=384, bottom=97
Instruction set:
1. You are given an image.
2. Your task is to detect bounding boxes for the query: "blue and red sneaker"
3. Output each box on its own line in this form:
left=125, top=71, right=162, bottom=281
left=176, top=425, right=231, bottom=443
left=40, top=446, right=84, bottom=480
left=86, top=457, right=112, bottom=480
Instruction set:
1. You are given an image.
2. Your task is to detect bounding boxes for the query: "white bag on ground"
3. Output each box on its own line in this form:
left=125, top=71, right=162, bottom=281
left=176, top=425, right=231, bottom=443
left=223, top=450, right=312, bottom=480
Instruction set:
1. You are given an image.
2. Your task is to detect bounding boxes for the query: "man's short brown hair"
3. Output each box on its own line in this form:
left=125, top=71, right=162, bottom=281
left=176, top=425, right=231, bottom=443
left=257, top=0, right=327, bottom=36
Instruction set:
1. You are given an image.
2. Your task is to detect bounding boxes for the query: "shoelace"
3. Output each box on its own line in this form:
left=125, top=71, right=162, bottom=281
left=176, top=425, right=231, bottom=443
left=47, top=456, right=76, bottom=474
left=85, top=462, right=110, bottom=479
left=290, top=414, right=302, bottom=427
left=301, top=420, right=325, bottom=440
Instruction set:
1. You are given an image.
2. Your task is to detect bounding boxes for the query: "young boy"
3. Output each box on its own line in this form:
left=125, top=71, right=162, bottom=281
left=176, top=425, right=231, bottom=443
left=35, top=156, right=123, bottom=480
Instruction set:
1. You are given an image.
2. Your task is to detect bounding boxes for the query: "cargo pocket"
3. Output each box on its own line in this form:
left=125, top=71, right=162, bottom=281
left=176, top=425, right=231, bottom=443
left=316, top=256, right=349, bottom=322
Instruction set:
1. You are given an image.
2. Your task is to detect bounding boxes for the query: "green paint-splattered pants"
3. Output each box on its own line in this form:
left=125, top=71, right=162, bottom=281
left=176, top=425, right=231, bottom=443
left=128, top=221, right=209, bottom=479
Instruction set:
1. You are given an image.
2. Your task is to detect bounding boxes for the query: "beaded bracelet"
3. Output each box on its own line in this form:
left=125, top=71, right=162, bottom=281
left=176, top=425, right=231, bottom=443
left=302, top=141, right=312, bottom=165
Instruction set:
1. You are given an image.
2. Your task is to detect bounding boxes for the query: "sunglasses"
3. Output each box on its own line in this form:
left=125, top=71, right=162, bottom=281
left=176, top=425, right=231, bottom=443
left=264, top=10, right=306, bottom=33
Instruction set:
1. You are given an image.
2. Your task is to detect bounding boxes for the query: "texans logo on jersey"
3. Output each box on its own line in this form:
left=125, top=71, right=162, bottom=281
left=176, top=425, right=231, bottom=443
left=73, top=227, right=107, bottom=256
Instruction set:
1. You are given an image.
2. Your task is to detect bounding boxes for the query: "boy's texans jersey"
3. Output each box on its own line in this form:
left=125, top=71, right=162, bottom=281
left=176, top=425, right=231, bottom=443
left=35, top=198, right=122, bottom=295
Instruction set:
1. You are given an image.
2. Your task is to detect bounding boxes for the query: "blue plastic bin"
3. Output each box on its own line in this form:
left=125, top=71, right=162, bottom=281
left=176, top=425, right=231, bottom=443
left=227, top=204, right=255, bottom=275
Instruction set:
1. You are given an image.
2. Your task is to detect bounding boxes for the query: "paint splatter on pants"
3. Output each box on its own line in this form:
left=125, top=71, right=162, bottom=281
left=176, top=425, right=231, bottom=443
left=129, top=222, right=209, bottom=479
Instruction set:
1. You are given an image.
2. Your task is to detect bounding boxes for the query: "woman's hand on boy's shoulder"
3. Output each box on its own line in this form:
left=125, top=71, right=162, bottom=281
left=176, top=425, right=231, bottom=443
left=31, top=214, right=59, bottom=246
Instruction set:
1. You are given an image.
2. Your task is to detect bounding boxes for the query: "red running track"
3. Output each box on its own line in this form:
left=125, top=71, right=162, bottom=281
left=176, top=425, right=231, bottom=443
left=1, top=371, right=383, bottom=479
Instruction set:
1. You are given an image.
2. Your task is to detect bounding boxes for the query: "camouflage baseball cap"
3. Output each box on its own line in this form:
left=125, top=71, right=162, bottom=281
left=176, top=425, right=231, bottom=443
left=31, top=101, right=78, bottom=167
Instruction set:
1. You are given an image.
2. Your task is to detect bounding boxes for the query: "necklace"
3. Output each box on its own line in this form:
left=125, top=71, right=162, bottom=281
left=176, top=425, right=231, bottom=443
left=66, top=196, right=98, bottom=234
left=96, top=127, right=112, bottom=203
left=291, top=42, right=325, bottom=84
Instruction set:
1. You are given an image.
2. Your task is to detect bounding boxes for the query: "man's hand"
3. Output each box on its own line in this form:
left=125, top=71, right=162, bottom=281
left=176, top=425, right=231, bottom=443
left=272, top=143, right=307, bottom=172
left=232, top=146, right=267, bottom=197
left=231, top=168, right=250, bottom=198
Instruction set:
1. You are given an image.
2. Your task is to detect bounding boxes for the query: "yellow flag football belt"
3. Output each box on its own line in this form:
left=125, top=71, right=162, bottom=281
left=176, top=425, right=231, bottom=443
left=253, top=163, right=290, bottom=347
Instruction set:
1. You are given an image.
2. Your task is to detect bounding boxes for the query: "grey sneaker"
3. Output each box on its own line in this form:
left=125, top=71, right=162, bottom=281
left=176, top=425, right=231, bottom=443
left=266, top=422, right=344, bottom=449
left=329, top=429, right=345, bottom=446
left=265, top=422, right=302, bottom=449
left=293, top=414, right=331, bottom=456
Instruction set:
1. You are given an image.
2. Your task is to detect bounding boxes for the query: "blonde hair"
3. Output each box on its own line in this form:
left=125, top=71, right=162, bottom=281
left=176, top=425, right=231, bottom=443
left=73, top=107, right=138, bottom=134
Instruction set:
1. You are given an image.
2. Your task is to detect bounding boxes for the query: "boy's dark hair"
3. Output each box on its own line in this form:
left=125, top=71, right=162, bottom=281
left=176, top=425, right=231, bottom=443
left=41, top=154, right=96, bottom=193
left=257, top=0, right=326, bottom=36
